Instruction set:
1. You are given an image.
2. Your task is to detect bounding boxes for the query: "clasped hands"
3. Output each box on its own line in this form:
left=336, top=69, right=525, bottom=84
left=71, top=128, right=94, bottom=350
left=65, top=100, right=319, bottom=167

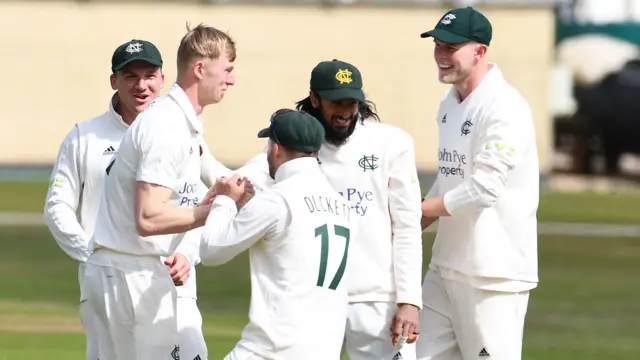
left=166, top=174, right=254, bottom=287
left=200, top=174, right=256, bottom=210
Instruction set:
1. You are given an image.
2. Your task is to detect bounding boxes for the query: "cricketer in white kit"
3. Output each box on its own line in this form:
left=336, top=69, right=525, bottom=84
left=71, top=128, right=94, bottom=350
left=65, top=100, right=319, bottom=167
left=200, top=109, right=359, bottom=360
left=43, top=39, right=180, bottom=360
left=82, top=81, right=208, bottom=360
left=43, top=39, right=234, bottom=360
left=240, top=60, right=424, bottom=360
left=418, top=7, right=539, bottom=360
left=82, top=25, right=237, bottom=360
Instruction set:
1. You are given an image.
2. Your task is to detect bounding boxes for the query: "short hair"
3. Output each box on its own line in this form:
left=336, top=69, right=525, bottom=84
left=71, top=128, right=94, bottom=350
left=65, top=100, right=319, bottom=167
left=176, top=23, right=236, bottom=73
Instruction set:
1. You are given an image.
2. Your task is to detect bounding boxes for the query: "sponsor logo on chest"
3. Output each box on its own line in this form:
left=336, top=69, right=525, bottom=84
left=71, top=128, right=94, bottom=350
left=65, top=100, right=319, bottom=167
left=337, top=188, right=373, bottom=217
left=438, top=148, right=467, bottom=179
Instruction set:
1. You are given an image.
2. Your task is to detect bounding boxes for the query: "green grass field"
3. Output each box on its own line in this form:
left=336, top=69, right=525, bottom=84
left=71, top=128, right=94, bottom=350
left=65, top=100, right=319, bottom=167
left=0, top=182, right=639, bottom=359
left=4, top=180, right=640, bottom=224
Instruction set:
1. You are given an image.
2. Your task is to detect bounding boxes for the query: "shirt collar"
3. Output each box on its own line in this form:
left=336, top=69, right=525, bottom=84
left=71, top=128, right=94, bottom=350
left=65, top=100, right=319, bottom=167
left=483, top=62, right=502, bottom=85
left=451, top=62, right=502, bottom=103
left=108, top=93, right=130, bottom=130
left=274, top=157, right=322, bottom=183
left=167, top=83, right=204, bottom=135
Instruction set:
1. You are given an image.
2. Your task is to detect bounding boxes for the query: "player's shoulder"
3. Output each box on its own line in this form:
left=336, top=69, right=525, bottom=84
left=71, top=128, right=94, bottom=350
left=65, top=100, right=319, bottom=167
left=77, top=109, right=111, bottom=127
left=134, top=96, right=185, bottom=132
left=359, top=120, right=415, bottom=150
left=74, top=110, right=116, bottom=137
left=360, top=120, right=410, bottom=138
left=484, top=67, right=532, bottom=112
left=138, top=96, right=182, bottom=123
left=250, top=187, right=289, bottom=213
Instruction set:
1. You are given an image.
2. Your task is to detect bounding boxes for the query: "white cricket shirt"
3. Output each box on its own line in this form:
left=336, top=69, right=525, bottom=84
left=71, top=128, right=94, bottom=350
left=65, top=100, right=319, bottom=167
left=90, top=83, right=205, bottom=262
left=427, top=64, right=540, bottom=292
left=45, top=92, right=216, bottom=298
left=44, top=95, right=128, bottom=263
left=237, top=121, right=424, bottom=308
left=200, top=158, right=358, bottom=360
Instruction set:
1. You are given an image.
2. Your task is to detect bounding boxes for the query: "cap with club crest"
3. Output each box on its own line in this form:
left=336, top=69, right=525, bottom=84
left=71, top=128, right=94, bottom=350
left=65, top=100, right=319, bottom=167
left=310, top=59, right=365, bottom=102
left=420, top=7, right=492, bottom=46
left=111, top=39, right=163, bottom=73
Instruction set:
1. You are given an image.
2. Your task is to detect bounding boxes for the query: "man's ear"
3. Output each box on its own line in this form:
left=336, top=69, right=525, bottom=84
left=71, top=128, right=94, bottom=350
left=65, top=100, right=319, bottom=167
left=476, top=44, right=488, bottom=58
left=193, top=60, right=205, bottom=80
left=110, top=73, right=117, bottom=91
left=310, top=92, right=321, bottom=109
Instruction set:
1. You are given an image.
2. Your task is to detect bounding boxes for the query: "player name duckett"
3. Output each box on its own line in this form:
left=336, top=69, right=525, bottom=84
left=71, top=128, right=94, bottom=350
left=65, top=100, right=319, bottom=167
left=304, top=196, right=352, bottom=221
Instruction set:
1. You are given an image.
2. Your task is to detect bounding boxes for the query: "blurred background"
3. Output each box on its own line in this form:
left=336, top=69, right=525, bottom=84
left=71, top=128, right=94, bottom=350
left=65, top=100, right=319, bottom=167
left=0, top=0, right=639, bottom=359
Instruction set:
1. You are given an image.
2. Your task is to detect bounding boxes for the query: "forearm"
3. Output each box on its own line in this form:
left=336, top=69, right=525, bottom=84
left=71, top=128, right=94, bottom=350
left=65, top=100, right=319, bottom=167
left=44, top=202, right=91, bottom=262
left=388, top=146, right=423, bottom=307
left=44, top=125, right=89, bottom=261
left=200, top=197, right=239, bottom=266
left=421, top=216, right=438, bottom=231
left=201, top=194, right=278, bottom=266
left=137, top=203, right=208, bottom=237
left=175, top=228, right=203, bottom=266
left=392, top=233, right=423, bottom=308
left=421, top=196, right=450, bottom=218
left=441, top=163, right=506, bottom=215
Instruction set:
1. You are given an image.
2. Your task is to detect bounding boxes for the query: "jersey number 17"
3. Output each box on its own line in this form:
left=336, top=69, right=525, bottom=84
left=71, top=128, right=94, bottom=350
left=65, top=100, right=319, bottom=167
left=314, top=224, right=350, bottom=291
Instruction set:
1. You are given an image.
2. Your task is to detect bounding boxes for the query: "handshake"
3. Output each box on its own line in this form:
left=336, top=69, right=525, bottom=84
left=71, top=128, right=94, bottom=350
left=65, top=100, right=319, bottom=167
left=200, top=174, right=256, bottom=210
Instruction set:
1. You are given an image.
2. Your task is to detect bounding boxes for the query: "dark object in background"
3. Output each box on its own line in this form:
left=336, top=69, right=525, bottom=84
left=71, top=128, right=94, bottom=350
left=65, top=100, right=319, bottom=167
left=565, top=59, right=640, bottom=174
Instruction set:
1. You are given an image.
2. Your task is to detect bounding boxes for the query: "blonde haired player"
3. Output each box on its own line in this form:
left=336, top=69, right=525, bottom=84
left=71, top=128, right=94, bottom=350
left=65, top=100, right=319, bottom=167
left=418, top=7, right=539, bottom=360
left=83, top=24, right=237, bottom=360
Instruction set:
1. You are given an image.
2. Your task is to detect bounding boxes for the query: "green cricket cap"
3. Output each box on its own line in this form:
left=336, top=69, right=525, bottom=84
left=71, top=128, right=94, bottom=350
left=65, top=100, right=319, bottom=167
left=310, top=59, right=365, bottom=102
left=420, top=7, right=492, bottom=46
left=257, top=109, right=325, bottom=153
left=111, top=39, right=163, bottom=73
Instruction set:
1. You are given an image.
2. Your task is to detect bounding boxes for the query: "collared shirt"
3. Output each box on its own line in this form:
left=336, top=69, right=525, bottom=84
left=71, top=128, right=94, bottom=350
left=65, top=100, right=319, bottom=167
left=234, top=119, right=425, bottom=308
left=427, top=63, right=540, bottom=290
left=45, top=94, right=130, bottom=263
left=89, top=83, right=204, bottom=259
left=200, top=157, right=358, bottom=360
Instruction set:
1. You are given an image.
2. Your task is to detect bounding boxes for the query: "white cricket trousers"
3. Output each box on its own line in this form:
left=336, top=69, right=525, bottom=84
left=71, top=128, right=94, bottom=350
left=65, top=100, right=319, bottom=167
left=416, top=268, right=530, bottom=360
left=78, top=262, right=100, bottom=360
left=343, top=302, right=416, bottom=360
left=84, top=248, right=179, bottom=360
left=178, top=297, right=207, bottom=360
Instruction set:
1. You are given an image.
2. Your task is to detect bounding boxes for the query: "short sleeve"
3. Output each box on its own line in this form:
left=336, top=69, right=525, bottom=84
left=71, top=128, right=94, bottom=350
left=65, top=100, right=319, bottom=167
left=135, top=119, right=189, bottom=189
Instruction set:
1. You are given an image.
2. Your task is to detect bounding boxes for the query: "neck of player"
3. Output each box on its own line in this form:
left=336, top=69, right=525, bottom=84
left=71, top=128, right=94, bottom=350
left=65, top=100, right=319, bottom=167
left=177, top=78, right=204, bottom=115
left=455, top=62, right=492, bottom=102
left=114, top=97, right=137, bottom=126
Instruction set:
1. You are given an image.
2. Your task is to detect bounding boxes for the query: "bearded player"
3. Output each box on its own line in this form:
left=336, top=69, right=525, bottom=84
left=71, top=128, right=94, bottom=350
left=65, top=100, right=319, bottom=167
left=239, top=59, right=423, bottom=360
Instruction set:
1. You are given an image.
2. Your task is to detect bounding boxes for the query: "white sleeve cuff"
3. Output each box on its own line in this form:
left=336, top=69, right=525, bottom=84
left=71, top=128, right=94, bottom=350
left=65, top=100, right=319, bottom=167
left=442, top=184, right=471, bottom=216
left=212, top=195, right=238, bottom=214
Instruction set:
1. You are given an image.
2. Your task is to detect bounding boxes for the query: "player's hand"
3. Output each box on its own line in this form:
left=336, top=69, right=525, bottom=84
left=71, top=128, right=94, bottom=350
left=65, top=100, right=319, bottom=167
left=236, top=178, right=255, bottom=210
left=390, top=303, right=420, bottom=348
left=213, top=174, right=246, bottom=203
left=165, top=253, right=191, bottom=286
left=199, top=186, right=217, bottom=207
